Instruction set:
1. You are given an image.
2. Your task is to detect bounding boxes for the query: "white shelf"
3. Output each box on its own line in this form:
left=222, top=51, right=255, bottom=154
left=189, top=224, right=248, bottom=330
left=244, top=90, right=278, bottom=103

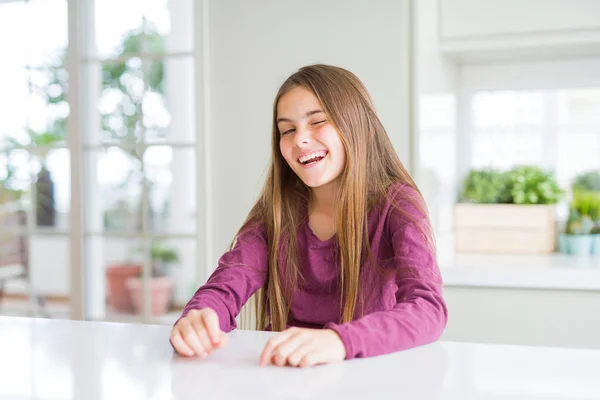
left=441, top=253, right=600, bottom=291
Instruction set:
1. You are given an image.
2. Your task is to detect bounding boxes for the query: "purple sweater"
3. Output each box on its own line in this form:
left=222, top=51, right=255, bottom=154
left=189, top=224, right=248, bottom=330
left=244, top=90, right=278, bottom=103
left=180, top=184, right=448, bottom=359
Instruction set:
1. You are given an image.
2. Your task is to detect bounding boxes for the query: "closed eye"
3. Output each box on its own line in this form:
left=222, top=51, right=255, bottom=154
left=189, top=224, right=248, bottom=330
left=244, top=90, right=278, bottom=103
left=281, top=128, right=295, bottom=135
left=312, top=120, right=327, bottom=126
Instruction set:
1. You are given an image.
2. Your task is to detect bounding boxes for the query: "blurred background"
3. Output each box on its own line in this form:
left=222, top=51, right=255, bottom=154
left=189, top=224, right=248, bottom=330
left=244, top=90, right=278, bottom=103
left=0, top=0, right=599, bottom=351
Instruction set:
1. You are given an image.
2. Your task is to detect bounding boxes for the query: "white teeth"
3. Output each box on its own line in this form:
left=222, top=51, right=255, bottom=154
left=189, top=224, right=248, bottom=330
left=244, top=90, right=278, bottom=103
left=298, top=151, right=327, bottom=164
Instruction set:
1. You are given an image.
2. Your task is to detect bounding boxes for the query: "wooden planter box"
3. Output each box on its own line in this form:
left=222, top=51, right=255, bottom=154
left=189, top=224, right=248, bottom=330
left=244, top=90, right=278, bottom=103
left=454, top=204, right=556, bottom=254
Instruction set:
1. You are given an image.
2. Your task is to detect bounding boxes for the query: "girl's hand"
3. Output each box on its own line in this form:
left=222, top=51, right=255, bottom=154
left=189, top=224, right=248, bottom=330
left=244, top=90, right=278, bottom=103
left=259, top=327, right=346, bottom=368
left=170, top=308, right=229, bottom=358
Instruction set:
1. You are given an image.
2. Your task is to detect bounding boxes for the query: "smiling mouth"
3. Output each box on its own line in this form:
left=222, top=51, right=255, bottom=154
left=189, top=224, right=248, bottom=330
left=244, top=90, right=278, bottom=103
left=298, top=151, right=328, bottom=166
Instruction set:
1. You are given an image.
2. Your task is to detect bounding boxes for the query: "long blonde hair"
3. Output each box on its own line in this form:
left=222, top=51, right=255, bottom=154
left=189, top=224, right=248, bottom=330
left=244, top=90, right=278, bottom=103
left=236, top=64, right=433, bottom=331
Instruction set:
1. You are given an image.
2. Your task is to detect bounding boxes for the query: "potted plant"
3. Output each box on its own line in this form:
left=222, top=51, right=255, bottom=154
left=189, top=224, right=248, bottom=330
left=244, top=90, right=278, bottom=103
left=562, top=196, right=594, bottom=256
left=557, top=171, right=600, bottom=257
left=455, top=165, right=563, bottom=253
left=125, top=242, right=179, bottom=316
left=560, top=190, right=600, bottom=256
left=590, top=192, right=600, bottom=256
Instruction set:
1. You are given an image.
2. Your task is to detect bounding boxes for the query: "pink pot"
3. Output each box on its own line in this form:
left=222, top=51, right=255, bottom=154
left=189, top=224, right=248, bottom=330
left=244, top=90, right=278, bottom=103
left=106, top=264, right=142, bottom=313
left=126, top=276, right=174, bottom=316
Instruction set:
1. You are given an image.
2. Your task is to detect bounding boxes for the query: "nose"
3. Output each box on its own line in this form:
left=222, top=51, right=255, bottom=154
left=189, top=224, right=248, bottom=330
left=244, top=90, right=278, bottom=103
left=294, top=126, right=311, bottom=147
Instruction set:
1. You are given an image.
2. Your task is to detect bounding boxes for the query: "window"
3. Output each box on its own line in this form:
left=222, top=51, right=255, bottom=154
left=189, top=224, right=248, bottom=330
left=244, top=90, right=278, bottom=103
left=1, top=0, right=200, bottom=323
left=0, top=0, right=71, bottom=316
left=82, top=0, right=197, bottom=323
left=470, top=88, right=600, bottom=189
left=417, top=59, right=600, bottom=268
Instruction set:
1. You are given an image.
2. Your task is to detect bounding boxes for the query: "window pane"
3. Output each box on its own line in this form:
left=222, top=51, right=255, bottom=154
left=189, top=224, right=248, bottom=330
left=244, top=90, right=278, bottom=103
left=26, top=67, right=69, bottom=144
left=33, top=149, right=70, bottom=231
left=470, top=88, right=600, bottom=187
left=144, top=147, right=196, bottom=235
left=556, top=128, right=600, bottom=188
left=0, top=65, right=29, bottom=146
left=0, top=233, right=70, bottom=319
left=149, top=238, right=197, bottom=324
left=472, top=127, right=544, bottom=169
left=88, top=58, right=145, bottom=146
left=145, top=57, right=195, bottom=144
left=87, top=236, right=194, bottom=321
left=0, top=213, right=27, bottom=291
left=557, top=88, right=600, bottom=125
left=0, top=2, right=28, bottom=68
left=85, top=147, right=143, bottom=234
left=94, top=0, right=193, bottom=59
left=30, top=234, right=70, bottom=317
left=472, top=91, right=544, bottom=128
left=26, top=0, right=68, bottom=67
left=0, top=149, right=31, bottom=208
left=94, top=0, right=145, bottom=59
left=89, top=237, right=145, bottom=319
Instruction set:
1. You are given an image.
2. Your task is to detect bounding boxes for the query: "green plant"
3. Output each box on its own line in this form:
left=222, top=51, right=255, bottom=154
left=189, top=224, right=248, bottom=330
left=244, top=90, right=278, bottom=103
left=572, top=190, right=600, bottom=218
left=459, top=165, right=563, bottom=205
left=151, top=244, right=179, bottom=264
left=566, top=190, right=600, bottom=235
left=589, top=193, right=600, bottom=223
left=572, top=170, right=600, bottom=192
left=504, top=165, right=563, bottom=205
left=150, top=243, right=179, bottom=277
left=459, top=168, right=508, bottom=204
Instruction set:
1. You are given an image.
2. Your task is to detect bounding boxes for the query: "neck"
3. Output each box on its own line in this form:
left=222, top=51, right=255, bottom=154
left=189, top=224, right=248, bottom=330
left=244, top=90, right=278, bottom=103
left=308, top=182, right=339, bottom=214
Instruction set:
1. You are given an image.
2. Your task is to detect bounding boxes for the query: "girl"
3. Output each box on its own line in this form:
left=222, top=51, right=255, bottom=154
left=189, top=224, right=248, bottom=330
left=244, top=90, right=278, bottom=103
left=170, top=64, right=447, bottom=368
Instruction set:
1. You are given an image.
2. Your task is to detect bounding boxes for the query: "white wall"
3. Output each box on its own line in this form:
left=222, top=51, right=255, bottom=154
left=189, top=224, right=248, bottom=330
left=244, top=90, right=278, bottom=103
left=417, top=0, right=460, bottom=95
left=415, top=0, right=459, bottom=247
left=206, top=0, right=413, bottom=271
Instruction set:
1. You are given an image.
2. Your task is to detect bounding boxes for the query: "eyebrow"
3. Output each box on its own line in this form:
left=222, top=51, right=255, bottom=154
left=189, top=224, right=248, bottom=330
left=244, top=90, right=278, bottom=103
left=276, top=109, right=324, bottom=124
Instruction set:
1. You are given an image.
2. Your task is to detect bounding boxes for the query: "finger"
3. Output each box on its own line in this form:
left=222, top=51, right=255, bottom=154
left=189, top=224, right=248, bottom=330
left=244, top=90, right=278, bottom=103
left=287, top=341, right=314, bottom=367
left=272, top=332, right=307, bottom=366
left=259, top=328, right=299, bottom=366
left=200, top=308, right=221, bottom=345
left=180, top=323, right=206, bottom=357
left=299, top=351, right=321, bottom=368
left=170, top=331, right=195, bottom=357
left=215, top=331, right=229, bottom=349
left=191, top=320, right=213, bottom=357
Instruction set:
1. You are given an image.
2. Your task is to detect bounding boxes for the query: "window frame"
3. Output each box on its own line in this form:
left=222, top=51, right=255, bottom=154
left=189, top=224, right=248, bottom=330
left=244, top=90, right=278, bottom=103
left=66, top=0, right=210, bottom=322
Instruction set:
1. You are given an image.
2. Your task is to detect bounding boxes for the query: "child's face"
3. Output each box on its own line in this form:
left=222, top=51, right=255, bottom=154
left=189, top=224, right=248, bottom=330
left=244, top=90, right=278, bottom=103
left=277, top=86, right=346, bottom=189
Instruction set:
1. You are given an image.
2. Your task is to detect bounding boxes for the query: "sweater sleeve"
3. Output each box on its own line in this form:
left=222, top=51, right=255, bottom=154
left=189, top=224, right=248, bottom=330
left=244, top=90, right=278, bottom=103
left=325, top=186, right=448, bottom=359
left=178, top=222, right=268, bottom=332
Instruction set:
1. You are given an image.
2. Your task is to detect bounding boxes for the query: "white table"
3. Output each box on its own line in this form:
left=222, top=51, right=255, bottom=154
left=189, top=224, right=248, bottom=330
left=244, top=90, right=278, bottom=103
left=1, top=317, right=599, bottom=400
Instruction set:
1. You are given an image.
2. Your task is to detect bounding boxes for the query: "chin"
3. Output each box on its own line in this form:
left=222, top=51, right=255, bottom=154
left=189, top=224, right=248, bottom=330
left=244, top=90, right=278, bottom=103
left=300, top=177, right=333, bottom=188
